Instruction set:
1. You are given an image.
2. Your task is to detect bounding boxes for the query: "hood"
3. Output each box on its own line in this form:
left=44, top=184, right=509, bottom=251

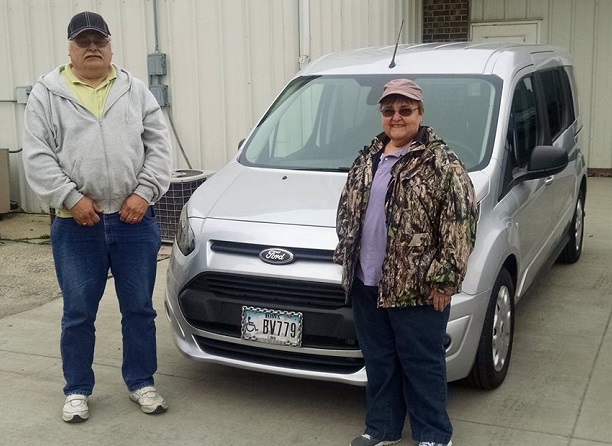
left=189, top=162, right=347, bottom=227
left=188, top=162, right=490, bottom=227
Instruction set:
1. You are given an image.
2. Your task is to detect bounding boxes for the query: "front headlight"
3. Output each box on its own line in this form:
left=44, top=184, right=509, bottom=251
left=176, top=205, right=195, bottom=256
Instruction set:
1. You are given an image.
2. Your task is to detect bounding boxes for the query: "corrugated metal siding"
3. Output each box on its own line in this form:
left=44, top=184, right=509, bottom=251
left=161, top=0, right=302, bottom=170
left=471, top=0, right=612, bottom=172
left=0, top=0, right=417, bottom=212
left=308, top=0, right=420, bottom=55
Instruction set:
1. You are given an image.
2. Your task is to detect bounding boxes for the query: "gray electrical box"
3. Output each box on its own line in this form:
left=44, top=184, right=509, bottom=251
left=147, top=53, right=167, bottom=76
left=149, top=84, right=169, bottom=107
left=15, top=86, right=32, bottom=104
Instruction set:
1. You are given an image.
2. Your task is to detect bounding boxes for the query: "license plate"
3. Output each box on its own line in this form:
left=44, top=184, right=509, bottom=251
left=241, top=306, right=303, bottom=347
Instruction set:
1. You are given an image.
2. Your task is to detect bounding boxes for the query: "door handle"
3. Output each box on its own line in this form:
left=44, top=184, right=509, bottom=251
left=544, top=176, right=554, bottom=185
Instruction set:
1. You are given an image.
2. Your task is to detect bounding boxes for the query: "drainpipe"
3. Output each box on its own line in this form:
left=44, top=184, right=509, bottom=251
left=298, top=0, right=311, bottom=69
left=153, top=0, right=161, bottom=52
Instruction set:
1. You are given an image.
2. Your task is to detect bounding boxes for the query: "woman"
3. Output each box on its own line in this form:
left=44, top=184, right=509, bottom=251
left=334, top=79, right=478, bottom=446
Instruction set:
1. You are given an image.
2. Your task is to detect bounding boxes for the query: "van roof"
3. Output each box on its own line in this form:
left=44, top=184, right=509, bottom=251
left=300, top=42, right=572, bottom=77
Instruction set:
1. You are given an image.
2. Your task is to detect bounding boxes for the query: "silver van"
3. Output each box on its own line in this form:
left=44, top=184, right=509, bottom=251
left=165, top=42, right=587, bottom=389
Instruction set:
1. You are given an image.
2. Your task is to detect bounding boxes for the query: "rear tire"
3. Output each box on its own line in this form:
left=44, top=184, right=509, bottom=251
left=463, top=268, right=515, bottom=390
left=557, top=190, right=585, bottom=264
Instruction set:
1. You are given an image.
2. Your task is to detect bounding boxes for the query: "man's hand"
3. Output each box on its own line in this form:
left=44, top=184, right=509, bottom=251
left=430, top=289, right=452, bottom=311
left=70, top=196, right=102, bottom=226
left=119, top=194, right=149, bottom=224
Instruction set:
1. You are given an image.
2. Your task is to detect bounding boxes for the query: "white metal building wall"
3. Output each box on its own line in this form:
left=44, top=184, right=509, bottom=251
left=0, top=0, right=418, bottom=213
left=471, top=0, right=612, bottom=172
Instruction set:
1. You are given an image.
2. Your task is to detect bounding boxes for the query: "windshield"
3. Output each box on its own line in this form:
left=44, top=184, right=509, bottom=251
left=239, top=74, right=501, bottom=172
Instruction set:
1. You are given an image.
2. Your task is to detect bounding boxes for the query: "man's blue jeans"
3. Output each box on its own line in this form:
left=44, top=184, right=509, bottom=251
left=51, top=208, right=161, bottom=396
left=351, top=278, right=453, bottom=444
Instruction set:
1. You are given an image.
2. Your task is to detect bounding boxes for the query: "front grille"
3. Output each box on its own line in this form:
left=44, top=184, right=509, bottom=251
left=179, top=272, right=357, bottom=350
left=186, top=272, right=346, bottom=307
left=195, top=336, right=364, bottom=375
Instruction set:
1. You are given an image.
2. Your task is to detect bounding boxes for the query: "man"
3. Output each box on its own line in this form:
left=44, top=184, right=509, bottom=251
left=22, top=11, right=172, bottom=423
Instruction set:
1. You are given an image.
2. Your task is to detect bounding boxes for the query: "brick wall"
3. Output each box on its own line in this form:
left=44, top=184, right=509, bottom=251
left=423, top=0, right=470, bottom=42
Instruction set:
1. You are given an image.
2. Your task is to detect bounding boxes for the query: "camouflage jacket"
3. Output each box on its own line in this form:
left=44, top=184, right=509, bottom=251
left=333, top=126, right=478, bottom=308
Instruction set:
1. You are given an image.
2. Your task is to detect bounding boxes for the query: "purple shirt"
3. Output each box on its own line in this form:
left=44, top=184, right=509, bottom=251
left=357, top=147, right=408, bottom=286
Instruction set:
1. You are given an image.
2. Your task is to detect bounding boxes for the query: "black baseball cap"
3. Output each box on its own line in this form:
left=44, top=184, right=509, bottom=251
left=67, top=11, right=111, bottom=39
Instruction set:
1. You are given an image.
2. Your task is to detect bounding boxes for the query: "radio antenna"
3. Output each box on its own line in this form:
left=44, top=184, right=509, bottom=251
left=389, top=19, right=404, bottom=69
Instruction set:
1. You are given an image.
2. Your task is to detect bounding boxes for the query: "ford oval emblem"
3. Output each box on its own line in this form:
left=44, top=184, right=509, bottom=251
left=259, top=248, right=295, bottom=265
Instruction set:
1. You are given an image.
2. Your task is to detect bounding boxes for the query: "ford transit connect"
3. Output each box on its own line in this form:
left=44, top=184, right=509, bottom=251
left=165, top=42, right=587, bottom=389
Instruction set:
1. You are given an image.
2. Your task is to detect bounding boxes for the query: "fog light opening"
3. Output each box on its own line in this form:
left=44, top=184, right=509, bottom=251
left=444, top=334, right=451, bottom=350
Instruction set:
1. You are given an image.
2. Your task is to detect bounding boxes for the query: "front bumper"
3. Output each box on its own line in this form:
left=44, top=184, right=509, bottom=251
left=165, top=264, right=490, bottom=386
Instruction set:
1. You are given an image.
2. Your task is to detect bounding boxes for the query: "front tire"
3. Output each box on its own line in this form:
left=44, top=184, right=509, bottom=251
left=464, top=268, right=515, bottom=390
left=557, top=190, right=585, bottom=264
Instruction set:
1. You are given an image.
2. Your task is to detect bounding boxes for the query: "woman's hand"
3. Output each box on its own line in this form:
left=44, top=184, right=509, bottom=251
left=430, top=289, right=452, bottom=311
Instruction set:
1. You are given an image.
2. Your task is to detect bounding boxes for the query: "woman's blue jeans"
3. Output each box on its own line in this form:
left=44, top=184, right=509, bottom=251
left=51, top=208, right=161, bottom=396
left=351, top=278, right=453, bottom=444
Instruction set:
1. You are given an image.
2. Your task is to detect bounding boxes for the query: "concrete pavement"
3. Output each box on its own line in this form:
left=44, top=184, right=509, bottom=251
left=0, top=178, right=611, bottom=445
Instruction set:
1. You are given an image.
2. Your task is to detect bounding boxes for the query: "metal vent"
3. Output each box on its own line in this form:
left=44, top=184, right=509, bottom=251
left=154, top=169, right=212, bottom=242
left=194, top=336, right=363, bottom=374
left=186, top=272, right=345, bottom=307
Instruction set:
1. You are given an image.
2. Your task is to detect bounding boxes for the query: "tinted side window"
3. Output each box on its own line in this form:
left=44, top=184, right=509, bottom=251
left=510, top=76, right=538, bottom=167
left=539, top=69, right=574, bottom=140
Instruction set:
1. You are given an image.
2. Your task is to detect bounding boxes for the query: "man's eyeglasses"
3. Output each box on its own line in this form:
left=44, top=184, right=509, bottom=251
left=72, top=38, right=110, bottom=48
left=380, top=107, right=419, bottom=118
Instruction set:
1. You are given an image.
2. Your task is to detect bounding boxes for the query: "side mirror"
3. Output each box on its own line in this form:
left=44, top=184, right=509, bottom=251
left=504, top=145, right=569, bottom=195
left=525, top=145, right=569, bottom=179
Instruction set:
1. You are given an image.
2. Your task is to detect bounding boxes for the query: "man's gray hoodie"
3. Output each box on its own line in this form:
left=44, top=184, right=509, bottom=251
left=22, top=64, right=172, bottom=213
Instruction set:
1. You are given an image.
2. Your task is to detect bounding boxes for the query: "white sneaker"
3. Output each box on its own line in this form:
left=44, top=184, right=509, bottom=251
left=62, top=394, right=89, bottom=423
left=418, top=441, right=452, bottom=446
left=129, top=386, right=168, bottom=414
